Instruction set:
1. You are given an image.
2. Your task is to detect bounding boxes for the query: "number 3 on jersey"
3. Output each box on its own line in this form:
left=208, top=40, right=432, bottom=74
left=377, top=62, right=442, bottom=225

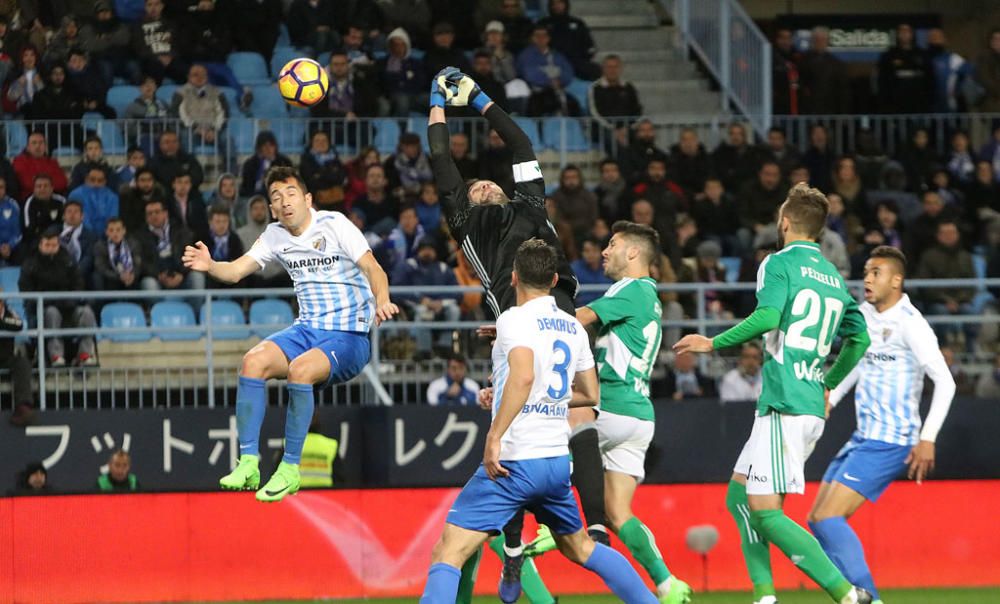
left=548, top=339, right=571, bottom=399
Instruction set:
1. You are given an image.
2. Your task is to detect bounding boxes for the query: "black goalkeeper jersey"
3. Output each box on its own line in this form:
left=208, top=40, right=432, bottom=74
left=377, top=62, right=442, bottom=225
left=429, top=108, right=578, bottom=319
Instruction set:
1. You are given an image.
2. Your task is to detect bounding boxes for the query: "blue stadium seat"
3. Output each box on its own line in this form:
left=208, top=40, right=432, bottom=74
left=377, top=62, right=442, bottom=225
left=228, top=117, right=257, bottom=154
left=316, top=51, right=331, bottom=68
left=156, top=84, right=178, bottom=105
left=3, top=121, right=27, bottom=159
left=249, top=298, right=293, bottom=337
left=541, top=118, right=590, bottom=151
left=276, top=23, right=291, bottom=49
left=200, top=300, right=250, bottom=340
left=373, top=118, right=401, bottom=155
left=151, top=300, right=200, bottom=341
left=273, top=119, right=307, bottom=152
left=94, top=121, right=128, bottom=155
left=249, top=85, right=289, bottom=119
left=404, top=119, right=430, bottom=152
left=271, top=47, right=300, bottom=79
left=82, top=112, right=104, bottom=132
left=513, top=117, right=543, bottom=149
left=220, top=87, right=239, bottom=111
left=100, top=302, right=150, bottom=342
left=106, top=85, right=139, bottom=117
left=566, top=79, right=591, bottom=114
left=228, top=52, right=271, bottom=86
left=0, top=267, right=25, bottom=327
left=720, top=256, right=741, bottom=283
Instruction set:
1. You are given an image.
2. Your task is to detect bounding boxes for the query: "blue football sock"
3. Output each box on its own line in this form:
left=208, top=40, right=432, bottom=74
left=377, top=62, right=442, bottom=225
left=283, top=383, right=315, bottom=465
left=236, top=376, right=266, bottom=456
left=583, top=542, right=658, bottom=603
left=420, top=562, right=461, bottom=603
left=810, top=517, right=879, bottom=600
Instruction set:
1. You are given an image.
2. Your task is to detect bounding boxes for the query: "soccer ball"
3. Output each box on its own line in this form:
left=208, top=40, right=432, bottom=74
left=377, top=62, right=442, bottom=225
left=277, top=58, right=329, bottom=107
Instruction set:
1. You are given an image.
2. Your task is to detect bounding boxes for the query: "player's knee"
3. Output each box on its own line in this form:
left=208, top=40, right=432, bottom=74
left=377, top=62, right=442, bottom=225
left=604, top=505, right=631, bottom=533
left=240, top=350, right=271, bottom=378
left=555, top=532, right=593, bottom=565
left=287, top=357, right=322, bottom=385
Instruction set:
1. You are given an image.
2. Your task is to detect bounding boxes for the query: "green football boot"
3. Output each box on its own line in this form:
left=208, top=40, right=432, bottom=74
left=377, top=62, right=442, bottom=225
left=255, top=461, right=301, bottom=503
left=219, top=454, right=260, bottom=490
left=658, top=576, right=693, bottom=604
left=523, top=524, right=557, bottom=558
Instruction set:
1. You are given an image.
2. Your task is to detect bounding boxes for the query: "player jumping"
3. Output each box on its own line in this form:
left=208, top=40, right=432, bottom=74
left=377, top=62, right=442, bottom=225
left=182, top=166, right=398, bottom=502
left=428, top=67, right=606, bottom=603
left=419, top=239, right=658, bottom=604
left=808, top=246, right=955, bottom=604
left=674, top=183, right=874, bottom=604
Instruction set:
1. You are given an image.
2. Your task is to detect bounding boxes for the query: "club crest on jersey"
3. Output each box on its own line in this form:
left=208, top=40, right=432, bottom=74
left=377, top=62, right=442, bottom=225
left=882, top=328, right=892, bottom=341
left=312, top=237, right=326, bottom=252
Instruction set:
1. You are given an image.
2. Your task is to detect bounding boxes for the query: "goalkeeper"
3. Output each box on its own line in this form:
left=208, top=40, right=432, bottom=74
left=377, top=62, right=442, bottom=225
left=427, top=68, right=607, bottom=604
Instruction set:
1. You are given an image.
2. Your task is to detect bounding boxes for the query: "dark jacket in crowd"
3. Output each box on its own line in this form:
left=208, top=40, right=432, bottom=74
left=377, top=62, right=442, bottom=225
left=916, top=243, right=976, bottom=305
left=136, top=219, right=195, bottom=275
left=799, top=50, right=850, bottom=114
left=618, top=140, right=668, bottom=185
left=537, top=4, right=597, bottom=78
left=692, top=193, right=741, bottom=239
left=772, top=46, right=800, bottom=114
left=590, top=79, right=642, bottom=125
left=18, top=247, right=85, bottom=312
left=877, top=46, right=933, bottom=114
left=668, top=143, right=711, bottom=197
left=94, top=234, right=150, bottom=286
left=738, top=180, right=788, bottom=230
left=149, top=150, right=205, bottom=191
left=118, top=183, right=166, bottom=234
left=711, top=143, right=762, bottom=191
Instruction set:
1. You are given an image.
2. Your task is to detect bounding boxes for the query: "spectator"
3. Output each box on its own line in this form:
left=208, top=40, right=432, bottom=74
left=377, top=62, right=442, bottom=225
left=18, top=227, right=98, bottom=366
left=831, top=155, right=869, bottom=220
left=378, top=27, right=424, bottom=116
left=917, top=220, right=977, bottom=349
left=205, top=173, right=239, bottom=224
left=947, top=131, right=976, bottom=185
left=907, top=190, right=954, bottom=264
left=538, top=0, right=598, bottom=80
left=975, top=28, right=1000, bottom=113
left=662, top=351, right=715, bottom=401
left=470, top=49, right=510, bottom=112
left=772, top=27, right=800, bottom=115
left=12, top=132, right=67, bottom=202
left=482, top=20, right=517, bottom=83
left=975, top=353, right=1000, bottom=399
left=415, top=182, right=442, bottom=235
left=94, top=217, right=148, bottom=291
left=97, top=450, right=138, bottom=492
left=339, top=23, right=377, bottom=67
left=589, top=54, right=641, bottom=144
left=927, top=27, right=971, bottom=113
left=168, top=172, right=209, bottom=244
left=344, top=146, right=381, bottom=206
left=131, top=0, right=187, bottom=84
left=354, top=164, right=398, bottom=234
left=692, top=177, right=741, bottom=257
left=70, top=137, right=117, bottom=192
left=392, top=239, right=460, bottom=354
left=79, top=1, right=139, bottom=85
left=820, top=225, right=851, bottom=280
left=423, top=22, right=471, bottom=78
left=1, top=293, right=33, bottom=426
left=667, top=213, right=701, bottom=270
left=877, top=23, right=932, bottom=114
left=137, top=198, right=205, bottom=293
left=802, top=124, right=834, bottom=192
left=477, top=129, right=515, bottom=195
left=426, top=353, right=480, bottom=406
left=42, top=16, right=82, bottom=69
left=940, top=344, right=975, bottom=396
left=14, top=462, right=50, bottom=493
left=789, top=165, right=810, bottom=187
left=968, top=160, right=1000, bottom=240
left=66, top=48, right=115, bottom=118
left=287, top=0, right=338, bottom=55
left=552, top=165, right=598, bottom=243
left=0, top=156, right=18, bottom=203
left=310, top=49, right=379, bottom=124
left=647, top=251, right=684, bottom=346
left=633, top=157, right=685, bottom=233
left=517, top=25, right=576, bottom=116
left=119, top=168, right=164, bottom=233
left=175, top=0, right=243, bottom=95
left=6, top=46, right=43, bottom=113
left=300, top=131, right=347, bottom=212
left=679, top=239, right=734, bottom=325
left=618, top=118, right=667, bottom=185
left=928, top=168, right=964, bottom=208
left=544, top=196, right=577, bottom=261
left=170, top=64, right=228, bottom=146
left=123, top=74, right=170, bottom=123
left=239, top=131, right=293, bottom=198
left=449, top=132, right=478, bottom=182
left=711, top=122, right=760, bottom=191
left=852, top=201, right=903, bottom=277
left=23, top=65, right=83, bottom=138
left=149, top=130, right=204, bottom=190
left=897, top=128, right=940, bottom=194
left=629, top=198, right=663, bottom=251
left=854, top=128, right=890, bottom=188
left=236, top=195, right=289, bottom=289
left=116, top=147, right=147, bottom=194
left=764, top=127, right=800, bottom=177
left=378, top=0, right=431, bottom=47
left=496, top=0, right=533, bottom=54
left=115, top=0, right=147, bottom=23
left=719, top=342, right=763, bottom=402
left=383, top=132, right=432, bottom=198
left=668, top=127, right=711, bottom=199
left=205, top=204, right=245, bottom=287
left=0, top=177, right=21, bottom=266
left=593, top=158, right=626, bottom=224
left=227, top=0, right=282, bottom=64
left=799, top=26, right=850, bottom=114
left=22, top=174, right=67, bottom=245
left=571, top=237, right=612, bottom=305
left=384, top=204, right=426, bottom=273
left=58, top=198, right=99, bottom=281
left=738, top=160, right=787, bottom=250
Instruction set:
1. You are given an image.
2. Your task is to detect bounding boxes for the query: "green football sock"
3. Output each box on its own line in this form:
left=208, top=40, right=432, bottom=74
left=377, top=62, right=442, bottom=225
left=456, top=547, right=481, bottom=604
left=750, top=509, right=853, bottom=602
left=489, top=535, right=556, bottom=604
left=725, top=480, right=776, bottom=600
left=617, top=516, right=671, bottom=585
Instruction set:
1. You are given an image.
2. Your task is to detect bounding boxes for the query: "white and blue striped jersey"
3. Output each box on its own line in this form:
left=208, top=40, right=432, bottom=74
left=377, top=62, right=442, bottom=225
left=246, top=209, right=375, bottom=333
left=830, top=294, right=955, bottom=446
left=491, top=295, right=594, bottom=461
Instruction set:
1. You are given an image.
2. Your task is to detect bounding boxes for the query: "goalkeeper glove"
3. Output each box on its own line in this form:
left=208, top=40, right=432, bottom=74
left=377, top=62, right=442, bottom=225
left=430, top=66, right=462, bottom=108
left=454, top=75, right=493, bottom=113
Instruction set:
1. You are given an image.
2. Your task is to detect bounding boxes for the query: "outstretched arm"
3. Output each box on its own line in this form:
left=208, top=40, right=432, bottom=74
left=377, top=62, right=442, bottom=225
left=428, top=108, right=473, bottom=237
left=182, top=242, right=260, bottom=283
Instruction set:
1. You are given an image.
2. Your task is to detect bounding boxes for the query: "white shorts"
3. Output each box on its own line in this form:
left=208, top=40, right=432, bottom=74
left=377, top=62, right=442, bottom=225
left=596, top=411, right=655, bottom=481
left=733, top=412, right=825, bottom=495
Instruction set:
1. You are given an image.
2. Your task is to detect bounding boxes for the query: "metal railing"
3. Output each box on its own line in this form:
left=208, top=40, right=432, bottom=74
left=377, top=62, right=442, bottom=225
left=1, top=279, right=997, bottom=410
left=665, top=0, right=772, bottom=134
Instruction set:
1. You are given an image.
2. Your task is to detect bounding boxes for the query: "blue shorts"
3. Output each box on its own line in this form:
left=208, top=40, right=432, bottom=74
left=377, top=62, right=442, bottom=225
left=821, top=434, right=911, bottom=502
left=266, top=323, right=370, bottom=388
left=447, top=455, right=583, bottom=536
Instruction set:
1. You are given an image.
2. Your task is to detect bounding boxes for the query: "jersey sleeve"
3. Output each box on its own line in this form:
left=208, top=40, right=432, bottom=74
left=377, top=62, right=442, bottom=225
left=575, top=328, right=595, bottom=372
left=328, top=212, right=372, bottom=263
left=512, top=159, right=546, bottom=205
left=755, top=254, right=788, bottom=312
left=903, top=314, right=956, bottom=442
left=836, top=293, right=867, bottom=338
left=245, top=228, right=275, bottom=269
left=428, top=122, right=473, bottom=240
left=587, top=282, right=634, bottom=325
left=496, top=310, right=534, bottom=352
